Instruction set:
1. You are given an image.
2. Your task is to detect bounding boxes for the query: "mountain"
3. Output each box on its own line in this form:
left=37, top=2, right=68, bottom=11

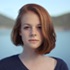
left=52, top=13, right=70, bottom=30
left=0, top=14, right=15, bottom=29
left=0, top=13, right=70, bottom=30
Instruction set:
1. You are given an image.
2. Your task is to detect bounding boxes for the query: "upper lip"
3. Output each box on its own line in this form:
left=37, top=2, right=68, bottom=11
left=29, top=39, right=39, bottom=41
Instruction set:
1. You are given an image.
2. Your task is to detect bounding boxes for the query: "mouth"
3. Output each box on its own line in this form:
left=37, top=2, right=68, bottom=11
left=28, top=39, right=39, bottom=43
left=29, top=39, right=39, bottom=41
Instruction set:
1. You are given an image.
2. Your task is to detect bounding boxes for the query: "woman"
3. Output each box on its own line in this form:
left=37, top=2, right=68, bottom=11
left=0, top=3, right=68, bottom=70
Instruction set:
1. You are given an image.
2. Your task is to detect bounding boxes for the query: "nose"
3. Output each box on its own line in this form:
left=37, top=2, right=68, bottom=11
left=30, top=27, right=37, bottom=37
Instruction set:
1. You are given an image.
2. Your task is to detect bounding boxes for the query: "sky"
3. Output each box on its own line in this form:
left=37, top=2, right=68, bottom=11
left=0, top=0, right=70, bottom=19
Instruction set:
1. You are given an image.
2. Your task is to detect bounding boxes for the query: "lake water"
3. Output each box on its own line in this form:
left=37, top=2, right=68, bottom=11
left=0, top=29, right=70, bottom=69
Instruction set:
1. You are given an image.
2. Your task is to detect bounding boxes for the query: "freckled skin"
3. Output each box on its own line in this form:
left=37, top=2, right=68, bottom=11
left=20, top=11, right=43, bottom=49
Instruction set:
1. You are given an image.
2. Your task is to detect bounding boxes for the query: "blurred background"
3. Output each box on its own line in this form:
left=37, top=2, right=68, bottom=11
left=0, top=0, right=70, bottom=69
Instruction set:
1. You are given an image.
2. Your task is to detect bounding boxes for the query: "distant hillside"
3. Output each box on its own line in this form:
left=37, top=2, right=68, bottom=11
left=0, top=13, right=70, bottom=30
left=52, top=13, right=70, bottom=30
left=0, top=14, right=15, bottom=29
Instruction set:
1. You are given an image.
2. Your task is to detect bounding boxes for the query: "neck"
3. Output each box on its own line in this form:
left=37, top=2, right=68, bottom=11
left=19, top=46, right=44, bottom=61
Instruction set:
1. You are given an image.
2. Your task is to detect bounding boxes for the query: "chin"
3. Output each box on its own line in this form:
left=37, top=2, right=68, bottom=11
left=29, top=44, right=40, bottom=49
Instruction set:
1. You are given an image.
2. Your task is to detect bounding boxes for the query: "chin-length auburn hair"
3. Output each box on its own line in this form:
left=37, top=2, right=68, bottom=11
left=11, top=3, right=56, bottom=54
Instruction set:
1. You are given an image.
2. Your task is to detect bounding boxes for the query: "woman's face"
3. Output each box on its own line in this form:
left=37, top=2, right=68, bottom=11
left=20, top=11, right=43, bottom=49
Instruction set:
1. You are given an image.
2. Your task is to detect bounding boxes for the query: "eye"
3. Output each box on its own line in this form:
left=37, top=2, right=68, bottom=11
left=23, top=26, right=30, bottom=29
left=37, top=26, right=42, bottom=29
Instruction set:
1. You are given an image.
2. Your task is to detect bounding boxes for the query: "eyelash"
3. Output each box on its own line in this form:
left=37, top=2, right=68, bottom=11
left=38, top=26, right=41, bottom=29
left=23, top=26, right=30, bottom=29
left=23, top=26, right=41, bottom=30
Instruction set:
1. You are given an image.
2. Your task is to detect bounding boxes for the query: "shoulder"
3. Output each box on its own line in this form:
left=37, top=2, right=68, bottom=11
left=0, top=54, right=18, bottom=64
left=52, top=57, right=69, bottom=70
left=0, top=54, right=19, bottom=70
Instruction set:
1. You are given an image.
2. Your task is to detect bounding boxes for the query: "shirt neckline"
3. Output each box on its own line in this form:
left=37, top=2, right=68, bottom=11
left=16, top=55, right=58, bottom=70
left=17, top=55, right=29, bottom=70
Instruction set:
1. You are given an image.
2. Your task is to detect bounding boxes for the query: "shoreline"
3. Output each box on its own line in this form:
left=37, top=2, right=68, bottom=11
left=0, top=27, right=70, bottom=32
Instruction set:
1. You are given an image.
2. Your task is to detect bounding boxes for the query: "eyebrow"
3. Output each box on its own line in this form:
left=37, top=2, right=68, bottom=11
left=22, top=23, right=41, bottom=26
left=22, top=23, right=30, bottom=26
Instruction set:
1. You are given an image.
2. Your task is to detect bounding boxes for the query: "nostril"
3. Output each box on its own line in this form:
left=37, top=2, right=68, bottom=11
left=30, top=34, right=36, bottom=37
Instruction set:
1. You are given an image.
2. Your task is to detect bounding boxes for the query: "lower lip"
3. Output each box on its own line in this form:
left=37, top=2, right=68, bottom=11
left=29, top=40, right=38, bottom=43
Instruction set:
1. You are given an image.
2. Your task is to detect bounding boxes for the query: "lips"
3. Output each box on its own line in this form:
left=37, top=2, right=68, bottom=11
left=29, top=39, right=39, bottom=41
left=29, top=39, right=39, bottom=43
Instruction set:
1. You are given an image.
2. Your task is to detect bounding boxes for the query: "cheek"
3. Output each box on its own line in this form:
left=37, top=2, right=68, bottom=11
left=39, top=32, right=43, bottom=39
left=20, top=32, right=29, bottom=41
left=20, top=30, right=29, bottom=36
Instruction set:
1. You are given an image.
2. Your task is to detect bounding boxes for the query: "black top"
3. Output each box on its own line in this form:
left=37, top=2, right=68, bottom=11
left=0, top=55, right=69, bottom=70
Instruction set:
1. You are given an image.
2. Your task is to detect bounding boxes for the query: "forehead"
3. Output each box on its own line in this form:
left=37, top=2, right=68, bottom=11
left=21, top=11, right=41, bottom=26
